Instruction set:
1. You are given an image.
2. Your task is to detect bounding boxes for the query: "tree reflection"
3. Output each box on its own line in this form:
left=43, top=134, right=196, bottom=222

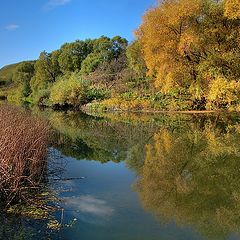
left=44, top=109, right=240, bottom=239
left=135, top=117, right=240, bottom=239
left=48, top=111, right=161, bottom=166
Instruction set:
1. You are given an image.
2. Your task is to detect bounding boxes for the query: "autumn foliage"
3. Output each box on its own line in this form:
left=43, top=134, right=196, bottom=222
left=137, top=0, right=240, bottom=109
left=225, top=0, right=240, bottom=19
left=136, top=120, right=240, bottom=238
left=1, top=0, right=240, bottom=111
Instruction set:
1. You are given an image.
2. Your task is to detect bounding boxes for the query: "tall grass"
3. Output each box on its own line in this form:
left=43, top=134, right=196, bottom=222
left=0, top=104, right=49, bottom=206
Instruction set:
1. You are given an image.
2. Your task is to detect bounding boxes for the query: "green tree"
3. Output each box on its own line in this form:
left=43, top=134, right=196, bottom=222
left=31, top=50, right=62, bottom=92
left=58, top=40, right=93, bottom=73
left=80, top=53, right=104, bottom=75
left=80, top=36, right=128, bottom=75
left=13, top=61, right=35, bottom=97
left=111, top=36, right=128, bottom=59
left=126, top=40, right=147, bottom=78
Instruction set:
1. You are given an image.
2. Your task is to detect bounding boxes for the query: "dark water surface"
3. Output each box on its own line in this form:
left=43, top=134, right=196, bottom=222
left=3, top=111, right=240, bottom=240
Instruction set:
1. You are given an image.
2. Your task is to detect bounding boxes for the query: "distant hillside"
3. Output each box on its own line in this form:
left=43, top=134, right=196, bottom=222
left=0, top=61, right=35, bottom=100
left=0, top=63, right=21, bottom=86
left=0, top=61, right=35, bottom=86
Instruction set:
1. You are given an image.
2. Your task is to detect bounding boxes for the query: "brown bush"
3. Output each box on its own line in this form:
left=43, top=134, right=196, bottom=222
left=0, top=104, right=50, bottom=206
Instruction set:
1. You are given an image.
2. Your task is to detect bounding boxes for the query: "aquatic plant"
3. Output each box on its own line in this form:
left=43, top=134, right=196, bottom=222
left=0, top=104, right=49, bottom=206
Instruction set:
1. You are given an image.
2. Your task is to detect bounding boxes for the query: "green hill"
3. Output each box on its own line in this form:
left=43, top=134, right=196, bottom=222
left=0, top=61, right=36, bottom=101
left=0, top=63, right=21, bottom=84
left=0, top=62, right=28, bottom=100
left=0, top=61, right=36, bottom=85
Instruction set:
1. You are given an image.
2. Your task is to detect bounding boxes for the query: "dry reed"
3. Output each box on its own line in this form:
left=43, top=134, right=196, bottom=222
left=0, top=104, right=49, bottom=206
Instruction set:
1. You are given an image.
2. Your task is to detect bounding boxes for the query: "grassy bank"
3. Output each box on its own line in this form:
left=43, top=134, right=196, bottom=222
left=0, top=104, right=49, bottom=206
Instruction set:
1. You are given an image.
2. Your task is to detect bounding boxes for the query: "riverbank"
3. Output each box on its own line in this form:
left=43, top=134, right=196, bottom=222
left=81, top=99, right=235, bottom=116
left=82, top=105, right=219, bottom=115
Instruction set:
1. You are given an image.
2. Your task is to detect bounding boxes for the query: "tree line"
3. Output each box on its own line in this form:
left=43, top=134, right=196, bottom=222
left=5, top=0, right=240, bottom=111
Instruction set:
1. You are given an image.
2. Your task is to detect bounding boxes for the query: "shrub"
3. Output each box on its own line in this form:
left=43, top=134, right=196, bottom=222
left=87, top=87, right=110, bottom=102
left=99, top=97, right=151, bottom=111
left=207, top=76, right=240, bottom=109
left=29, top=89, right=51, bottom=107
left=49, top=73, right=89, bottom=108
left=7, top=86, right=25, bottom=105
left=49, top=73, right=109, bottom=108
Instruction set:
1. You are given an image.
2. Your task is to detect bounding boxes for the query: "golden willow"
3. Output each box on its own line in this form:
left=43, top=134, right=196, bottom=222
left=137, top=0, right=240, bottom=109
left=225, top=0, right=240, bottom=19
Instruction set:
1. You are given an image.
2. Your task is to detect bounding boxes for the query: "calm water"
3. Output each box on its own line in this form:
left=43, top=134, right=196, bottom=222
left=3, top=111, right=240, bottom=240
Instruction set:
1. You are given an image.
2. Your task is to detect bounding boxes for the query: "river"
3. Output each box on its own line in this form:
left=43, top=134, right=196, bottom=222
left=2, top=111, right=240, bottom=240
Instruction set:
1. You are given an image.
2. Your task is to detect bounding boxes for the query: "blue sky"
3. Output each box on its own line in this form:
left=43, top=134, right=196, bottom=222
left=0, top=0, right=156, bottom=68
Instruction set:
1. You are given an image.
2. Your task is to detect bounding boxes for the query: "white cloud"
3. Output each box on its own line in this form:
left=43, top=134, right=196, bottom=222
left=63, top=195, right=114, bottom=218
left=5, top=24, right=19, bottom=31
left=45, top=0, right=71, bottom=9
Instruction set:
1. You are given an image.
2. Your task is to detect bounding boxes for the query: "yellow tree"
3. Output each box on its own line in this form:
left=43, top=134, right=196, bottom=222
left=225, top=0, right=240, bottom=19
left=136, top=0, right=203, bottom=93
left=137, top=0, right=240, bottom=106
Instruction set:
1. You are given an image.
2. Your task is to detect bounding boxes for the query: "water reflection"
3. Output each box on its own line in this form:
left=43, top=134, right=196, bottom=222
left=135, top=117, right=240, bottom=240
left=62, top=195, right=114, bottom=225
left=45, top=111, right=240, bottom=239
left=48, top=111, right=161, bottom=167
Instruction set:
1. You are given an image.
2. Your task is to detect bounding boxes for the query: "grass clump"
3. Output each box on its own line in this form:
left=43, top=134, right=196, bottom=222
left=0, top=104, right=50, bottom=206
